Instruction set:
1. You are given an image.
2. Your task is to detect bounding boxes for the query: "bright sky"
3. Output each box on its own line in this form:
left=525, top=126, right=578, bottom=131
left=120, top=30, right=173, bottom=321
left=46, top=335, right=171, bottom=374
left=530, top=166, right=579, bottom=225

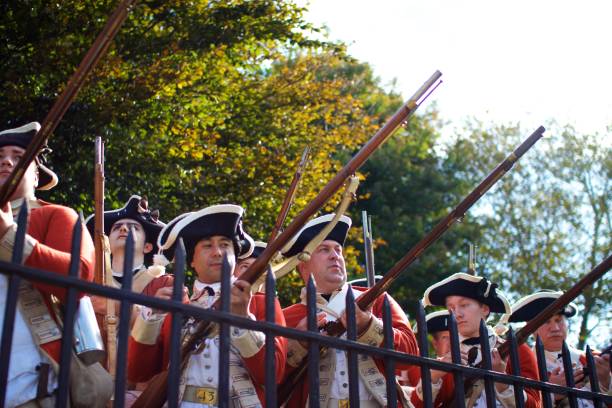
left=300, top=0, right=612, bottom=137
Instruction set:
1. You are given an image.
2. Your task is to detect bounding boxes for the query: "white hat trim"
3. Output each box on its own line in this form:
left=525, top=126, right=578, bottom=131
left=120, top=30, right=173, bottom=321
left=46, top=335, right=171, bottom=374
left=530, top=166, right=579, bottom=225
left=0, top=122, right=41, bottom=136
left=157, top=212, right=193, bottom=250
left=281, top=214, right=352, bottom=254
left=425, top=310, right=450, bottom=322
left=160, top=204, right=244, bottom=251
left=422, top=272, right=511, bottom=314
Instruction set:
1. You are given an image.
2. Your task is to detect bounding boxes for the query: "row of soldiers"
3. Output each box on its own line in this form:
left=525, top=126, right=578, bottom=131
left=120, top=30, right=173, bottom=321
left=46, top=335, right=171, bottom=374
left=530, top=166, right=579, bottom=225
left=0, top=122, right=609, bottom=407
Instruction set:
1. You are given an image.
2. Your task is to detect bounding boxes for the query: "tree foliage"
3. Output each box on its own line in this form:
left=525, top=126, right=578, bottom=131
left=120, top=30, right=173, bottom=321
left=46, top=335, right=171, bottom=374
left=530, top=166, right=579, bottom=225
left=447, top=122, right=611, bottom=347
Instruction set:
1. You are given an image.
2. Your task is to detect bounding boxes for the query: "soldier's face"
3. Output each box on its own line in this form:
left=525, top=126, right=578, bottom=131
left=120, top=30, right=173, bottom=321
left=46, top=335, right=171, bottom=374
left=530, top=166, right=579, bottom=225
left=235, top=257, right=255, bottom=278
left=432, top=331, right=451, bottom=356
left=109, top=219, right=151, bottom=256
left=535, top=314, right=568, bottom=351
left=298, top=240, right=346, bottom=295
left=0, top=145, right=39, bottom=199
left=445, top=295, right=490, bottom=339
left=191, top=235, right=236, bottom=283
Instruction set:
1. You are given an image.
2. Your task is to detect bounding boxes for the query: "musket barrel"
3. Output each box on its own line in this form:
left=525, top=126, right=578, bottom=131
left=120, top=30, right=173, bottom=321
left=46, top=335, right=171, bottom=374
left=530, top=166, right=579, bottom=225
left=500, top=254, right=611, bottom=358
left=241, top=70, right=442, bottom=285
left=324, top=126, right=545, bottom=336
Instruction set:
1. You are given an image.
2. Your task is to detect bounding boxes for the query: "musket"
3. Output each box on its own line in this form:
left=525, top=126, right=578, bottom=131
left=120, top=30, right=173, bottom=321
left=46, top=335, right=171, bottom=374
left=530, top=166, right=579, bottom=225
left=267, top=146, right=311, bottom=242
left=325, top=126, right=546, bottom=335
left=500, top=254, right=611, bottom=358
left=277, top=126, right=546, bottom=404
left=0, top=0, right=136, bottom=206
left=362, top=210, right=376, bottom=287
left=93, top=137, right=117, bottom=378
left=133, top=70, right=443, bottom=408
left=94, top=137, right=105, bottom=285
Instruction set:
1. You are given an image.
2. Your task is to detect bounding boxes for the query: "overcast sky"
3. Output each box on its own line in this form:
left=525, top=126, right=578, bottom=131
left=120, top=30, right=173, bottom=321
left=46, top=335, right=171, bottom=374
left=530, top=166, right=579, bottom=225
left=300, top=0, right=612, bottom=138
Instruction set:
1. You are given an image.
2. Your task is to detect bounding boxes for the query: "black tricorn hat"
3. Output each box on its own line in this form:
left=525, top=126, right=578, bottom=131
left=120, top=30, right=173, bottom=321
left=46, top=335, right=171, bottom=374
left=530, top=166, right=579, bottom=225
left=85, top=195, right=165, bottom=254
left=0, top=122, right=58, bottom=190
left=425, top=310, right=450, bottom=333
left=247, top=241, right=267, bottom=259
left=281, top=214, right=352, bottom=258
left=422, top=272, right=511, bottom=314
left=158, top=204, right=254, bottom=262
left=500, top=290, right=577, bottom=324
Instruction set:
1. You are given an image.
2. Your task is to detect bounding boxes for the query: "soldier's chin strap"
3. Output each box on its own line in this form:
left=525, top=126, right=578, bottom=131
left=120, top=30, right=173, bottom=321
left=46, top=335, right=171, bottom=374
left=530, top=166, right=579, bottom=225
left=252, top=176, right=359, bottom=293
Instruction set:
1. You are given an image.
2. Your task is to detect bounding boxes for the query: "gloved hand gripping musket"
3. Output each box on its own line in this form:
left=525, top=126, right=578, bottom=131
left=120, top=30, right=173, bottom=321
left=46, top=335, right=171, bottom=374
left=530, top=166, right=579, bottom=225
left=133, top=70, right=443, bottom=408
left=0, top=0, right=137, bottom=206
left=277, top=126, right=546, bottom=404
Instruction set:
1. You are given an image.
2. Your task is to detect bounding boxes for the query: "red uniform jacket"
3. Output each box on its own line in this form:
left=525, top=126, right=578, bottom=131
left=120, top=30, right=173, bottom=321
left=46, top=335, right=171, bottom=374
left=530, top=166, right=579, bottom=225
left=411, top=342, right=541, bottom=408
left=22, top=201, right=95, bottom=363
left=282, top=287, right=419, bottom=407
left=127, top=275, right=287, bottom=405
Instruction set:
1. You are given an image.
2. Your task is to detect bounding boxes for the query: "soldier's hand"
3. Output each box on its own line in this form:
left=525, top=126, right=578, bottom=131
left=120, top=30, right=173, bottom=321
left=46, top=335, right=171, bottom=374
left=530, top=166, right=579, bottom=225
left=548, top=366, right=567, bottom=400
left=492, top=348, right=509, bottom=393
left=230, top=279, right=252, bottom=317
left=339, top=303, right=373, bottom=335
left=0, top=202, right=14, bottom=238
left=594, top=354, right=611, bottom=389
left=430, top=352, right=453, bottom=383
left=295, top=313, right=326, bottom=348
left=152, top=285, right=186, bottom=314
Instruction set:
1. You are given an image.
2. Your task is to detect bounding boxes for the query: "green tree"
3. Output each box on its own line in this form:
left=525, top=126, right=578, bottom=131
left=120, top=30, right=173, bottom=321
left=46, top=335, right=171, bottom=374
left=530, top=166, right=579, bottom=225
left=448, top=122, right=611, bottom=348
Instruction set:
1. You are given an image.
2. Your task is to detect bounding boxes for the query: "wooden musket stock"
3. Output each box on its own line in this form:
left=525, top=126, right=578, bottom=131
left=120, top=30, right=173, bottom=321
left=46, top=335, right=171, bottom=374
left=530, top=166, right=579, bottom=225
left=94, top=137, right=105, bottom=285
left=0, top=0, right=136, bottom=206
left=133, top=70, right=443, bottom=408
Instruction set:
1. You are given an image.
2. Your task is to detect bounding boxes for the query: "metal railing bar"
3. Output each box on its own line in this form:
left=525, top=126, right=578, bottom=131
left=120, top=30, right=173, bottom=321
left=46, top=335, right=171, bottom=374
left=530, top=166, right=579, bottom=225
left=345, top=288, right=360, bottom=408
left=113, top=231, right=134, bottom=408
left=167, top=239, right=185, bottom=408
left=307, top=275, right=320, bottom=408
left=585, top=345, right=604, bottom=408
left=264, top=266, right=277, bottom=408
left=478, top=319, right=496, bottom=408
left=218, top=253, right=231, bottom=407
left=536, top=336, right=554, bottom=408
left=0, top=202, right=29, bottom=407
left=382, top=296, right=398, bottom=408
left=507, top=328, right=525, bottom=408
left=415, top=301, right=433, bottom=408
left=56, top=217, right=83, bottom=407
left=561, top=341, right=579, bottom=408
left=449, top=312, right=466, bottom=408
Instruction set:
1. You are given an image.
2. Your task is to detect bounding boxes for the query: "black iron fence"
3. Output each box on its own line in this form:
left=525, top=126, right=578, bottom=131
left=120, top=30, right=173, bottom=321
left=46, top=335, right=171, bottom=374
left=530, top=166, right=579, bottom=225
left=1, top=211, right=610, bottom=407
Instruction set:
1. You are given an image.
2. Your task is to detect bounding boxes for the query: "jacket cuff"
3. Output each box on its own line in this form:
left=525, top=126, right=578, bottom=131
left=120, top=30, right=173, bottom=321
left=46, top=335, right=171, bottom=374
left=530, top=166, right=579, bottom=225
left=415, top=377, right=443, bottom=401
left=286, top=338, right=308, bottom=367
left=0, top=224, right=37, bottom=262
left=496, top=384, right=519, bottom=408
left=131, top=312, right=165, bottom=345
left=230, top=317, right=265, bottom=358
left=357, top=316, right=384, bottom=347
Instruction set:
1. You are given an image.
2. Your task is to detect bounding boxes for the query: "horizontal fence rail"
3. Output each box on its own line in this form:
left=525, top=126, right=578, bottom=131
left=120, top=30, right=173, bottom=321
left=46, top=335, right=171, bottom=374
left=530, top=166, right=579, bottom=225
left=0, top=216, right=610, bottom=407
